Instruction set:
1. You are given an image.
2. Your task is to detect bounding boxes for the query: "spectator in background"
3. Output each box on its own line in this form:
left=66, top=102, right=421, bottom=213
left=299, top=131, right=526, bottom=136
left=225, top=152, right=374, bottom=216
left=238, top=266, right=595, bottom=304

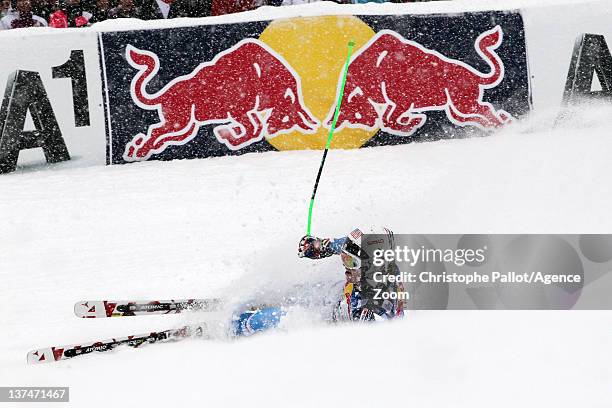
left=210, top=0, right=252, bottom=16
left=0, top=0, right=47, bottom=28
left=139, top=0, right=191, bottom=19
left=89, top=0, right=110, bottom=22
left=251, top=0, right=279, bottom=7
left=49, top=0, right=93, bottom=26
left=1, top=0, right=12, bottom=17
left=108, top=0, right=139, bottom=18
left=31, top=0, right=55, bottom=20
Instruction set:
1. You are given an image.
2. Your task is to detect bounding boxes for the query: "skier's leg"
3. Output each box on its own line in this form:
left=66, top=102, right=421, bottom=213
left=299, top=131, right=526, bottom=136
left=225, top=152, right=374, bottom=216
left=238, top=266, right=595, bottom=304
left=232, top=307, right=286, bottom=337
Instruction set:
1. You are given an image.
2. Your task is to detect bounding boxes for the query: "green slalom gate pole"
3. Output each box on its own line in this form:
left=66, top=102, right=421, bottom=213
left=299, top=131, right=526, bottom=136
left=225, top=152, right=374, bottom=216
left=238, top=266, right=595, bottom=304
left=306, top=40, right=355, bottom=236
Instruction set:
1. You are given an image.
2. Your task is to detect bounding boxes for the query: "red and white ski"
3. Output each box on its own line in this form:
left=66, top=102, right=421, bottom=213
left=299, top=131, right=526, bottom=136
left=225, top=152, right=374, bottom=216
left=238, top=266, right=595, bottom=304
left=74, top=299, right=222, bottom=318
left=27, top=323, right=209, bottom=364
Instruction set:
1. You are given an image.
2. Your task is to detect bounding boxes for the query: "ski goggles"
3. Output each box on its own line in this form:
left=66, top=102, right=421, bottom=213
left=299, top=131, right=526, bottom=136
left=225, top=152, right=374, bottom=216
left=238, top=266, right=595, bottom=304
left=341, top=239, right=365, bottom=270
left=341, top=252, right=361, bottom=270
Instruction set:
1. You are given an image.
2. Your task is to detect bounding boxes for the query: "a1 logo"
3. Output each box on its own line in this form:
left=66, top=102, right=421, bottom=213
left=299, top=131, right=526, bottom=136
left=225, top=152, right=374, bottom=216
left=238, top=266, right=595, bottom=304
left=0, top=50, right=90, bottom=174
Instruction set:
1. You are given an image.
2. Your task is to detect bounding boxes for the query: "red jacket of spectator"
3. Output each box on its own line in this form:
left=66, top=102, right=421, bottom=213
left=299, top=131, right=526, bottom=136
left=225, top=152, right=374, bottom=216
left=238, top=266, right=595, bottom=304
left=211, top=0, right=253, bottom=16
left=49, top=8, right=91, bottom=27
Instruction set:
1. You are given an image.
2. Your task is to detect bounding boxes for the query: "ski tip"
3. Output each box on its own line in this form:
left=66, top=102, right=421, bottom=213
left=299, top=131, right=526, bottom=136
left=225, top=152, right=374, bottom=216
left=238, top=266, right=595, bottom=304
left=27, top=348, right=54, bottom=364
left=74, top=300, right=106, bottom=318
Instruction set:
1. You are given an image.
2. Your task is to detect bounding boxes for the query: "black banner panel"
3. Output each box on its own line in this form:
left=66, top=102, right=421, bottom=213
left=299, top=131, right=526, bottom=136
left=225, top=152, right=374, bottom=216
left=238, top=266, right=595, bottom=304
left=100, top=11, right=530, bottom=164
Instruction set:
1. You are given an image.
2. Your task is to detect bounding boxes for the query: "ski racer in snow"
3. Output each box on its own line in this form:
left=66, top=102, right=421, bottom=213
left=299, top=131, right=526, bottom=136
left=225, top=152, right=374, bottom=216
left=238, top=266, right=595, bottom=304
left=232, top=227, right=405, bottom=336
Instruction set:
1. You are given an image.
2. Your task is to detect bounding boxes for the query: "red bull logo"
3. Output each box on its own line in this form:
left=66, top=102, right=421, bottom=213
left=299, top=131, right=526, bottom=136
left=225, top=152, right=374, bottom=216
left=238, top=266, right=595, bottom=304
left=118, top=22, right=519, bottom=162
left=323, top=26, right=513, bottom=136
left=123, top=39, right=319, bottom=161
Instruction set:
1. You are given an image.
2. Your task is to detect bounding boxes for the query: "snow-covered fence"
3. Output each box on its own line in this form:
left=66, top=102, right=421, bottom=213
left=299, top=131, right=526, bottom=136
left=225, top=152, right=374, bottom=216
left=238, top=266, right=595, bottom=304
left=0, top=0, right=611, bottom=173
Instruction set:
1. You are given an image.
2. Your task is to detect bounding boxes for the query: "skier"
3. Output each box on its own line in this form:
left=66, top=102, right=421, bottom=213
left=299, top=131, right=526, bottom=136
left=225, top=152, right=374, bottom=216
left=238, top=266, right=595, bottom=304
left=231, top=227, right=405, bottom=336
left=31, top=228, right=406, bottom=363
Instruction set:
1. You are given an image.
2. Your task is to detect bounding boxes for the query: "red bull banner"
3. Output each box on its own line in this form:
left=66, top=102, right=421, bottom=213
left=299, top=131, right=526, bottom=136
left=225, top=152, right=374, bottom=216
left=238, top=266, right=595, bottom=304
left=100, top=12, right=530, bottom=164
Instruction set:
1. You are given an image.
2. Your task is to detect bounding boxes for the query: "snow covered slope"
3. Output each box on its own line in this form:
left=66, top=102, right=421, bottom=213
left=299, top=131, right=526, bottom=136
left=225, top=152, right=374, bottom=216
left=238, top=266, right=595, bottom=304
left=1, top=109, right=611, bottom=406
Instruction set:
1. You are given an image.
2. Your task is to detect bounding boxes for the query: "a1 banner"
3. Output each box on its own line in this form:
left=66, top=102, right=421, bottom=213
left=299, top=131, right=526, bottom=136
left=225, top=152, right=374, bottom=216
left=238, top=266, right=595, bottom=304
left=99, top=11, right=531, bottom=165
left=0, top=31, right=106, bottom=173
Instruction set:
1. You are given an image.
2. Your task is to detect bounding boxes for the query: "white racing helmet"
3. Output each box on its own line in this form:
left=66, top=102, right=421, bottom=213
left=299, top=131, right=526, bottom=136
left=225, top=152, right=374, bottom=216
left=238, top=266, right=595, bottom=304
left=341, top=226, right=395, bottom=271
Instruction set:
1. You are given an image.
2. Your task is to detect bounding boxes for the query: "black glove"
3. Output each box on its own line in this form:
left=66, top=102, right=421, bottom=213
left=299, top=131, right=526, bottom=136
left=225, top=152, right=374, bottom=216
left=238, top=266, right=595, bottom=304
left=298, top=235, right=334, bottom=259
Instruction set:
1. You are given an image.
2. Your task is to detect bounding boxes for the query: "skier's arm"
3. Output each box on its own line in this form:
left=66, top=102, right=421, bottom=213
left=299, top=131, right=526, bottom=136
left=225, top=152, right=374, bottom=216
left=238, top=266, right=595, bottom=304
left=298, top=236, right=346, bottom=259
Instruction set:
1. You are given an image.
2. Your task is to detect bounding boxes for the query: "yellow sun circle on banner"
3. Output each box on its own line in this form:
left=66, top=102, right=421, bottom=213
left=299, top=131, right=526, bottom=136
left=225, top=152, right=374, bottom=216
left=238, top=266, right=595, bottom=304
left=259, top=16, right=377, bottom=150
